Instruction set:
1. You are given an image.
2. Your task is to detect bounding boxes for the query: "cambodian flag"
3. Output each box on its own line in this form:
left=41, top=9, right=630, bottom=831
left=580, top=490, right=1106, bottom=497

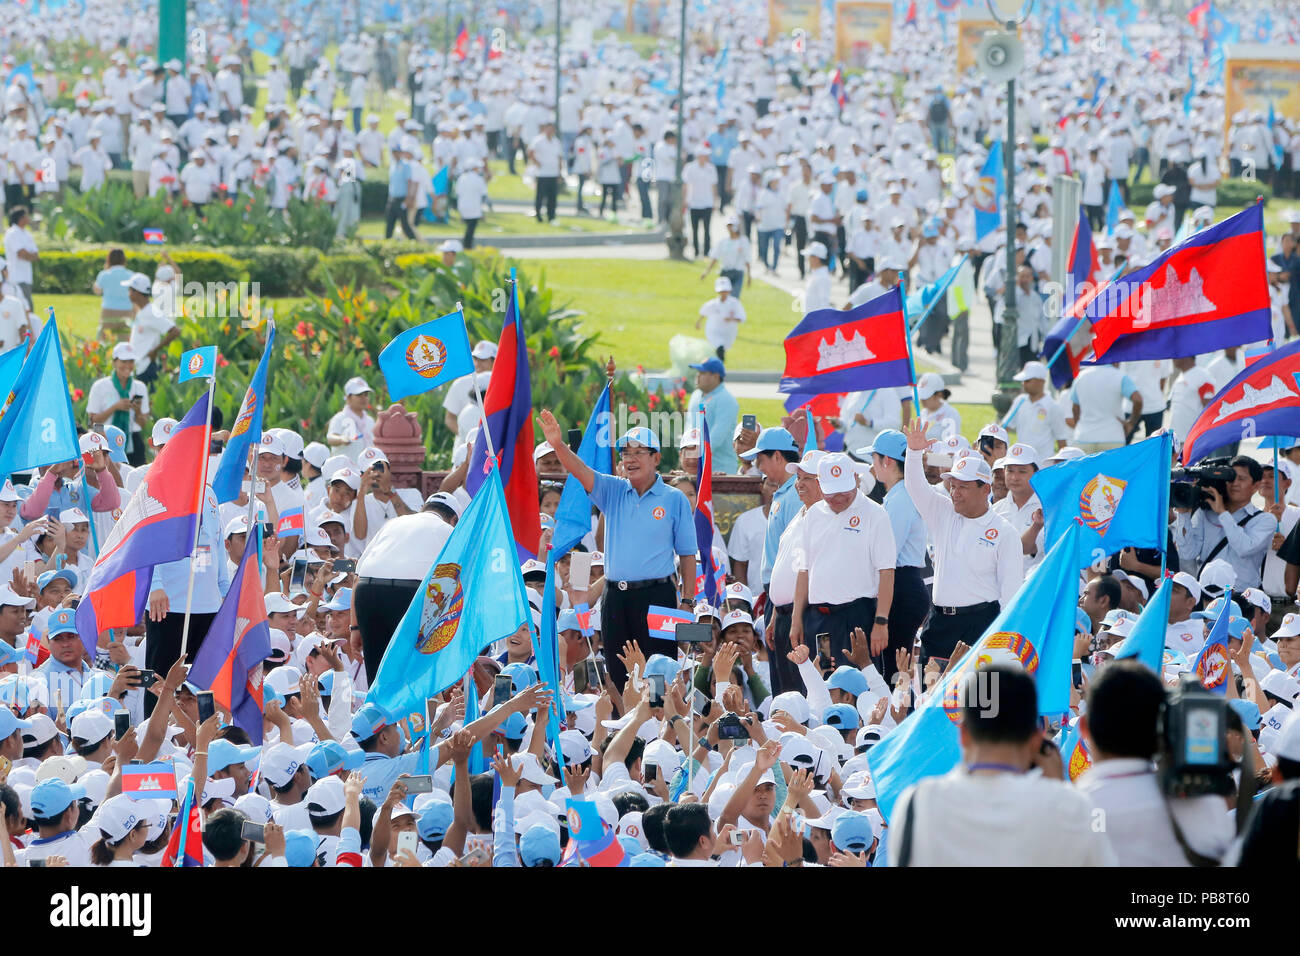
left=162, top=777, right=204, bottom=867
left=694, top=409, right=720, bottom=607
left=453, top=20, right=469, bottom=60
left=780, top=286, right=911, bottom=398
left=646, top=606, right=692, bottom=640
left=1084, top=204, right=1270, bottom=365
left=466, top=279, right=541, bottom=561
left=1043, top=206, right=1101, bottom=387
left=189, top=532, right=272, bottom=743
left=142, top=228, right=165, bottom=245
left=1182, top=339, right=1300, bottom=466
left=829, top=68, right=845, bottom=110
left=74, top=393, right=211, bottom=656
left=275, top=506, right=304, bottom=539
left=122, top=761, right=178, bottom=800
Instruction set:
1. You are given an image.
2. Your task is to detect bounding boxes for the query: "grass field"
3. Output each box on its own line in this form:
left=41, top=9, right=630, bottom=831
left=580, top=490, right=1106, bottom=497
left=354, top=209, right=641, bottom=239
left=44, top=294, right=309, bottom=342
left=536, top=258, right=801, bottom=372
left=737, top=398, right=996, bottom=446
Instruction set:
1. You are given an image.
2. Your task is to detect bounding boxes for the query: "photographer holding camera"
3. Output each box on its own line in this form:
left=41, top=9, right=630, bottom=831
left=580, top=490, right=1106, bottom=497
left=1173, top=456, right=1273, bottom=590
left=1076, top=661, right=1234, bottom=866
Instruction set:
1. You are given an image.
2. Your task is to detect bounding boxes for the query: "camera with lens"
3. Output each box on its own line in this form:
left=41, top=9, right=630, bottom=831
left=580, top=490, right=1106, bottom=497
left=1156, top=674, right=1238, bottom=798
left=1169, top=458, right=1236, bottom=512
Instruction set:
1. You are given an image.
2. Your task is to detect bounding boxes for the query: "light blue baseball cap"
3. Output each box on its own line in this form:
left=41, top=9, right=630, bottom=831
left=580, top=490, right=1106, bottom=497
left=306, top=740, right=364, bottom=780
left=47, top=607, right=79, bottom=637
left=831, top=810, right=875, bottom=853
left=208, top=738, right=260, bottom=773
left=103, top=425, right=129, bottom=463
left=823, top=703, right=860, bottom=731
left=350, top=701, right=396, bottom=743
left=557, top=608, right=580, bottom=632
left=616, top=426, right=661, bottom=452
left=283, top=830, right=321, bottom=867
left=827, top=666, right=869, bottom=698
left=417, top=801, right=454, bottom=841
left=864, top=429, right=907, bottom=463
left=0, top=707, right=32, bottom=740
left=739, top=427, right=798, bottom=461
left=519, top=824, right=561, bottom=866
left=31, top=778, right=86, bottom=818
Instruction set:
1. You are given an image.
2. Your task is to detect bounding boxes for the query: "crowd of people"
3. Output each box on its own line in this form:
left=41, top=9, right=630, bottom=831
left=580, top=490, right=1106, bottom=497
left=0, top=1, right=1299, bottom=872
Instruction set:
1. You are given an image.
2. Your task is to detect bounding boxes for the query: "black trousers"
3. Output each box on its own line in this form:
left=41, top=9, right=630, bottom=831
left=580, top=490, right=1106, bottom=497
left=355, top=578, right=421, bottom=686
left=917, top=602, right=1000, bottom=668
left=714, top=164, right=729, bottom=210
left=791, top=215, right=808, bottom=277
left=601, top=580, right=677, bottom=692
left=535, top=176, right=558, bottom=222
left=766, top=603, right=804, bottom=696
left=881, top=566, right=929, bottom=685
left=384, top=198, right=415, bottom=238
left=145, top=611, right=217, bottom=715
left=800, top=596, right=877, bottom=671
left=690, top=207, right=712, bottom=257
left=462, top=217, right=479, bottom=249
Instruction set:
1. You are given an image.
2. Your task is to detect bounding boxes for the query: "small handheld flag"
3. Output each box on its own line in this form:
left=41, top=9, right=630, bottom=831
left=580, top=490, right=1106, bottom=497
left=973, top=141, right=1005, bottom=241
left=646, top=606, right=692, bottom=640
left=143, top=228, right=166, bottom=245
left=178, top=346, right=218, bottom=382
left=378, top=309, right=474, bottom=400
left=565, top=798, right=629, bottom=867
left=122, top=761, right=179, bottom=800
left=1193, top=593, right=1233, bottom=696
left=212, top=324, right=276, bottom=504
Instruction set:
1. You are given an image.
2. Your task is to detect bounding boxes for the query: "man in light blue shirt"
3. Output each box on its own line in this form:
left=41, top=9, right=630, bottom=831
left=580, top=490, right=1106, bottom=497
left=863, top=429, right=930, bottom=683
left=538, top=413, right=697, bottom=690
left=384, top=142, right=417, bottom=239
left=144, top=486, right=229, bottom=686
left=742, top=427, right=801, bottom=595
left=686, top=358, right=740, bottom=476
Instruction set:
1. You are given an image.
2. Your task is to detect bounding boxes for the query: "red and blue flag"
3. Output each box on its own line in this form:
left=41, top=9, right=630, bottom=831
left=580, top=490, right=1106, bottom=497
left=162, top=777, right=204, bottom=867
left=646, top=606, right=692, bottom=640
left=693, top=408, right=720, bottom=607
left=275, top=506, right=304, bottom=539
left=1182, top=338, right=1300, bottom=465
left=1193, top=595, right=1233, bottom=696
left=74, top=393, right=211, bottom=656
left=466, top=279, right=541, bottom=560
left=1043, top=206, right=1101, bottom=387
left=1084, top=204, right=1270, bottom=365
left=190, top=532, right=273, bottom=744
left=780, top=286, right=911, bottom=398
left=829, top=68, right=845, bottom=110
left=122, top=761, right=178, bottom=800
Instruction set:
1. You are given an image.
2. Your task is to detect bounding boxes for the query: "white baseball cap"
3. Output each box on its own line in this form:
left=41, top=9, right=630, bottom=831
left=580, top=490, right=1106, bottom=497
left=151, top=418, right=177, bottom=446
left=817, top=453, right=857, bottom=494
left=942, top=455, right=992, bottom=483
left=1171, top=571, right=1201, bottom=605
left=786, top=449, right=826, bottom=476
left=917, top=372, right=950, bottom=401
left=343, top=376, right=372, bottom=397
left=1002, top=443, right=1039, bottom=467
left=1013, top=361, right=1049, bottom=382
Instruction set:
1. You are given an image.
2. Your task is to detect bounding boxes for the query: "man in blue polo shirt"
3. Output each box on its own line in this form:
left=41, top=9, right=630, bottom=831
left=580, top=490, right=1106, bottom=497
left=538, top=412, right=697, bottom=690
left=686, top=357, right=740, bottom=476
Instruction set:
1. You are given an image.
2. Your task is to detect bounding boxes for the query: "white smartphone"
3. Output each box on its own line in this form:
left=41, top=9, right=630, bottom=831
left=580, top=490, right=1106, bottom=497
left=396, top=830, right=419, bottom=857
left=568, top=552, right=594, bottom=591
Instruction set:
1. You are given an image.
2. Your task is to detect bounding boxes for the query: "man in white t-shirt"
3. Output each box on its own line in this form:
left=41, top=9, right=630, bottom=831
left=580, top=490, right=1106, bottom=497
left=1069, top=364, right=1142, bottom=453
left=682, top=151, right=717, bottom=258
left=455, top=161, right=488, bottom=249
left=124, top=272, right=178, bottom=384
left=442, top=341, right=495, bottom=433
left=3, top=206, right=39, bottom=307
left=1166, top=357, right=1217, bottom=444
left=1005, top=361, right=1068, bottom=455
left=327, top=376, right=377, bottom=463
left=86, top=342, right=151, bottom=466
left=0, top=290, right=29, bottom=352
left=696, top=277, right=745, bottom=359
left=528, top=121, right=561, bottom=223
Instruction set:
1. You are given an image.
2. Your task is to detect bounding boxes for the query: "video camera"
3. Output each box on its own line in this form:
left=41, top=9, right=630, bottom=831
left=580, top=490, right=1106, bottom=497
left=1169, top=458, right=1236, bottom=512
left=1156, top=674, right=1238, bottom=799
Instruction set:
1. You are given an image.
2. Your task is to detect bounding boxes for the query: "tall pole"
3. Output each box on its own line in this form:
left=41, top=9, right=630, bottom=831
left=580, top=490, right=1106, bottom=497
left=555, top=0, right=562, bottom=140
left=996, top=65, right=1019, bottom=392
left=667, top=0, right=688, bottom=260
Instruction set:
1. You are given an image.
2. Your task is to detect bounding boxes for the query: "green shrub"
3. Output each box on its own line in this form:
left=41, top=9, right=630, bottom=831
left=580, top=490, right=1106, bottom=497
left=307, top=253, right=382, bottom=293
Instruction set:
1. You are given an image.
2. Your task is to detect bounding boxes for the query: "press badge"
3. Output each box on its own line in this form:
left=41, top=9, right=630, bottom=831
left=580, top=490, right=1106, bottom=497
left=194, top=545, right=212, bottom=571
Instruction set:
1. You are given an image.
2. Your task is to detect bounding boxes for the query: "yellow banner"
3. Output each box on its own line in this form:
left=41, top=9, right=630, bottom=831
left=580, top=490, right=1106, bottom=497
left=958, top=19, right=999, bottom=74
left=1224, top=52, right=1300, bottom=148
left=835, top=1, right=893, bottom=65
left=768, top=0, right=821, bottom=47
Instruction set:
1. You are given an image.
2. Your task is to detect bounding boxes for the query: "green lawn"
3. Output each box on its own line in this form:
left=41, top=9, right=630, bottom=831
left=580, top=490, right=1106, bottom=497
left=41, top=294, right=308, bottom=343
left=354, top=210, right=641, bottom=240
left=537, top=258, right=800, bottom=373
left=737, top=398, right=997, bottom=445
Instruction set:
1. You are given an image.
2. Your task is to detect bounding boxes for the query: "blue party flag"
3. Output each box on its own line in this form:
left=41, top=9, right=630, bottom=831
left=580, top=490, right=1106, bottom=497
left=0, top=318, right=80, bottom=479
left=0, top=342, right=25, bottom=405
left=869, top=522, right=1084, bottom=819
left=1030, top=433, right=1172, bottom=566
left=551, top=383, right=613, bottom=558
left=178, top=345, right=217, bottom=382
left=378, top=309, right=474, bottom=401
left=1192, top=591, right=1233, bottom=695
left=1114, top=575, right=1174, bottom=675
left=211, top=324, right=275, bottom=504
left=973, top=141, right=1005, bottom=241
left=1105, top=179, right=1123, bottom=236
left=367, top=467, right=530, bottom=719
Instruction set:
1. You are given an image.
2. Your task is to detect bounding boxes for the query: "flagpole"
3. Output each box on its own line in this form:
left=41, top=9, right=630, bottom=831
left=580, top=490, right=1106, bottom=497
left=179, top=371, right=217, bottom=659
left=466, top=299, right=498, bottom=463
left=898, top=281, right=922, bottom=412
left=77, top=460, right=101, bottom=558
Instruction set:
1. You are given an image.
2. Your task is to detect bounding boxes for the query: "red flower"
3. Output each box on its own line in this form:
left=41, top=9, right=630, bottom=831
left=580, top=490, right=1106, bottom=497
left=361, top=356, right=373, bottom=367
left=648, top=394, right=659, bottom=408
left=216, top=355, right=229, bottom=368
left=301, top=419, right=310, bottom=429
left=71, top=388, right=83, bottom=401
left=226, top=198, right=235, bottom=207
left=548, top=346, right=560, bottom=358
left=163, top=206, right=172, bottom=214
left=628, top=404, right=638, bottom=413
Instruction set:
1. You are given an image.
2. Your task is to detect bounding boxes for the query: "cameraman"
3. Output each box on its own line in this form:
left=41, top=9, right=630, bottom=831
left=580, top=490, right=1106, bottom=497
left=1173, top=456, right=1272, bottom=590
left=1076, top=661, right=1234, bottom=866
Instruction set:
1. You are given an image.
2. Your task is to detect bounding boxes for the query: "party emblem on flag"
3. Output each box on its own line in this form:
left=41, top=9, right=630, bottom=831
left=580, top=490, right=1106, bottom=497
left=1195, top=643, right=1230, bottom=690
left=230, top=387, right=257, bottom=438
left=186, top=353, right=205, bottom=377
left=973, top=173, right=998, bottom=213
left=416, top=563, right=464, bottom=654
left=1135, top=265, right=1217, bottom=327
left=1066, top=738, right=1092, bottom=780
left=405, top=334, right=449, bottom=379
left=566, top=806, right=583, bottom=831
left=941, top=631, right=1039, bottom=724
left=1079, top=474, right=1127, bottom=535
